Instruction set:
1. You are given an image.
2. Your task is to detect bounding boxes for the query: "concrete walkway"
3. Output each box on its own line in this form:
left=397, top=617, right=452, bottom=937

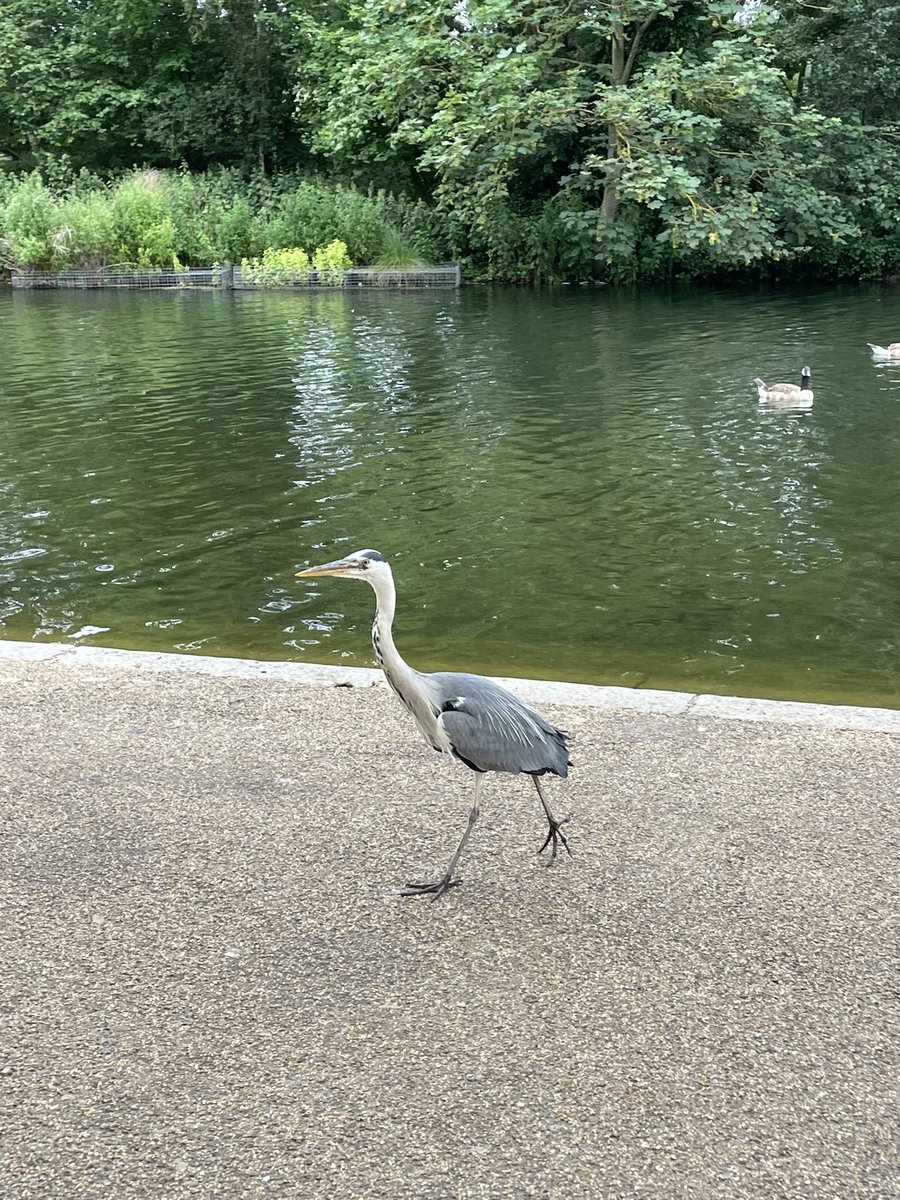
left=1, top=641, right=898, bottom=1199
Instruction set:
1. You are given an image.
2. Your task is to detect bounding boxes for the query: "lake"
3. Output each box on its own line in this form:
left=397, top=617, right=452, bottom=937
left=2, top=282, right=899, bottom=707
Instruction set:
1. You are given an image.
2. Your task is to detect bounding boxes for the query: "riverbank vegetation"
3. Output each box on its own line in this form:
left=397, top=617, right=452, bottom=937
left=1, top=0, right=899, bottom=283
left=0, top=171, right=441, bottom=272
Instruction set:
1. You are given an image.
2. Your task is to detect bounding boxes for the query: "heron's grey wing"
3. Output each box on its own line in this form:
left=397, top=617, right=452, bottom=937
left=428, top=672, right=571, bottom=777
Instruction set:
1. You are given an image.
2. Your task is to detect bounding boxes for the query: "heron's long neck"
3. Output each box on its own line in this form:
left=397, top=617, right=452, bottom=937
left=369, top=568, right=414, bottom=684
left=368, top=566, right=441, bottom=747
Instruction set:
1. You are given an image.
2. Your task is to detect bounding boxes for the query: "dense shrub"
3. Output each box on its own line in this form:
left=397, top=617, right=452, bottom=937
left=0, top=174, right=58, bottom=267
left=4, top=160, right=898, bottom=284
left=0, top=170, right=446, bottom=271
left=241, top=240, right=353, bottom=285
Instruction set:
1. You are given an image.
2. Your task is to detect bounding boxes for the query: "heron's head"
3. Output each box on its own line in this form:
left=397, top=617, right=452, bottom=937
left=295, top=548, right=389, bottom=585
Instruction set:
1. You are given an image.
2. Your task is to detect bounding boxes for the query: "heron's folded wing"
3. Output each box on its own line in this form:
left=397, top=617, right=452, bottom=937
left=431, top=673, right=570, bottom=776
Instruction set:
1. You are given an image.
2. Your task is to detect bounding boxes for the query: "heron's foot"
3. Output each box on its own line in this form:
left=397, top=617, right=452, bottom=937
left=400, top=874, right=462, bottom=902
left=537, top=815, right=573, bottom=865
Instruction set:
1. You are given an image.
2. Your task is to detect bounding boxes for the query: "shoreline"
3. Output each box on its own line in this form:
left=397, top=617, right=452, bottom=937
left=3, top=637, right=899, bottom=734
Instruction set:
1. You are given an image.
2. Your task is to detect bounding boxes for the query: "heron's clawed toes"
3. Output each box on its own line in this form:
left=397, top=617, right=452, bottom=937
left=401, top=875, right=462, bottom=901
left=537, top=815, right=573, bottom=865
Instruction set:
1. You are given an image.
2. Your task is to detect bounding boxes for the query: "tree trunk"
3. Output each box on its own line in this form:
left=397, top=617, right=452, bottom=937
left=599, top=24, right=626, bottom=225
left=599, top=14, right=656, bottom=228
left=793, top=59, right=808, bottom=112
left=255, top=0, right=268, bottom=174
left=600, top=123, right=620, bottom=221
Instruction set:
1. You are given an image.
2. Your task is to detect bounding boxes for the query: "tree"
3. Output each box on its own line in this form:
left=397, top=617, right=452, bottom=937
left=753, top=0, right=900, bottom=277
left=3, top=0, right=899, bottom=281
left=0, top=0, right=141, bottom=169
left=565, top=28, right=855, bottom=270
left=302, top=0, right=856, bottom=278
left=0, top=0, right=300, bottom=173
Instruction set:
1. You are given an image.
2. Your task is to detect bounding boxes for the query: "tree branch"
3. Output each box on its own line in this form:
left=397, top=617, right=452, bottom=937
left=622, top=14, right=657, bottom=86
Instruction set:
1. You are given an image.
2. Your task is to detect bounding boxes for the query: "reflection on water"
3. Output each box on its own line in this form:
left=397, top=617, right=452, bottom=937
left=1, top=283, right=900, bottom=708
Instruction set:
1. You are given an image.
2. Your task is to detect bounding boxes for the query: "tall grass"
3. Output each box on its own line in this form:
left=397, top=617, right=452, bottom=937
left=0, top=169, right=446, bottom=271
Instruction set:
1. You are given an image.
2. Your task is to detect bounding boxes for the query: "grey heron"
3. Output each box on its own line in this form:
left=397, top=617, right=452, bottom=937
left=295, top=549, right=573, bottom=899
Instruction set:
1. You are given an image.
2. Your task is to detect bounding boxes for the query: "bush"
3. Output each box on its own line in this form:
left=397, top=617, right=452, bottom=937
left=0, top=168, right=449, bottom=273
left=374, top=227, right=426, bottom=268
left=242, top=245, right=312, bottom=283
left=258, top=182, right=380, bottom=263
left=241, top=241, right=351, bottom=285
left=0, top=173, right=58, bottom=268
left=312, top=239, right=352, bottom=282
left=108, top=175, right=180, bottom=266
left=57, top=190, right=117, bottom=266
left=210, top=195, right=265, bottom=262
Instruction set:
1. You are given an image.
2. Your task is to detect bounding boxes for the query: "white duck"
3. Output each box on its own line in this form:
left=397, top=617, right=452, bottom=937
left=754, top=367, right=814, bottom=409
left=867, top=342, right=900, bottom=361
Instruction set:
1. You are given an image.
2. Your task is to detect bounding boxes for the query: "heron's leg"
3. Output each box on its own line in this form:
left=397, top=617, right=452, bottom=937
left=533, top=776, right=572, bottom=865
left=401, top=774, right=484, bottom=901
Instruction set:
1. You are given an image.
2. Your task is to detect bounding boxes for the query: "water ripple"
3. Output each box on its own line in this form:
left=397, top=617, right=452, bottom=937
left=1, top=284, right=899, bottom=705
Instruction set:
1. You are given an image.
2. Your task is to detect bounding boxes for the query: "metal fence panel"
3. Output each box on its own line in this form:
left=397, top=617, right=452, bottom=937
left=10, top=264, right=462, bottom=291
left=232, top=265, right=461, bottom=290
left=11, top=267, right=221, bottom=290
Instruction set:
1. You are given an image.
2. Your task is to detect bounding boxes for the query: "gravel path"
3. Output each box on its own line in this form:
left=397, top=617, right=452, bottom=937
left=1, top=648, right=898, bottom=1199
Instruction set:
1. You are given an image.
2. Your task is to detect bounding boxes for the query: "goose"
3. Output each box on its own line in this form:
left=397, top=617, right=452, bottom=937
left=754, top=367, right=814, bottom=408
left=867, top=342, right=900, bottom=360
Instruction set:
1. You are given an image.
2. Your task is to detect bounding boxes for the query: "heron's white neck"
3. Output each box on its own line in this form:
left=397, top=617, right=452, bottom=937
left=367, top=565, right=413, bottom=684
left=365, top=563, right=444, bottom=750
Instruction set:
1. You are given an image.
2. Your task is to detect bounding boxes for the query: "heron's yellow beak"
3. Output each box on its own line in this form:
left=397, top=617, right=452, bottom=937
left=295, top=556, right=356, bottom=578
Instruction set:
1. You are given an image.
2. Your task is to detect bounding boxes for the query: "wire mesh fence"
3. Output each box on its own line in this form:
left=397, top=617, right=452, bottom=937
left=344, top=266, right=461, bottom=288
left=231, top=264, right=461, bottom=290
left=10, top=264, right=461, bottom=291
left=11, top=267, right=221, bottom=290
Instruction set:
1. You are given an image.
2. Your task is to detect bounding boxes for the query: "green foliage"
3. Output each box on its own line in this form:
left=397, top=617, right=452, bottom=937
left=0, top=171, right=183, bottom=268
left=56, top=190, right=117, bottom=266
left=374, top=228, right=426, bottom=268
left=0, top=171, right=434, bottom=272
left=241, top=240, right=351, bottom=284
left=241, top=246, right=312, bottom=284
left=0, top=173, right=57, bottom=267
left=563, top=35, right=857, bottom=270
left=210, top=196, right=265, bottom=264
left=260, top=182, right=396, bottom=264
left=2, top=0, right=900, bottom=282
left=0, top=0, right=300, bottom=174
left=312, top=239, right=352, bottom=282
left=108, top=174, right=180, bottom=267
left=298, top=0, right=900, bottom=282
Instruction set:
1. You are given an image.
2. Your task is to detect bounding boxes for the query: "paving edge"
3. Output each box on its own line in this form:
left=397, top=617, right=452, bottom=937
left=3, top=639, right=900, bottom=734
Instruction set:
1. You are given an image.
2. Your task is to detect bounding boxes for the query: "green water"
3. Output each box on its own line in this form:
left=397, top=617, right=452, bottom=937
left=2, top=283, right=900, bottom=707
